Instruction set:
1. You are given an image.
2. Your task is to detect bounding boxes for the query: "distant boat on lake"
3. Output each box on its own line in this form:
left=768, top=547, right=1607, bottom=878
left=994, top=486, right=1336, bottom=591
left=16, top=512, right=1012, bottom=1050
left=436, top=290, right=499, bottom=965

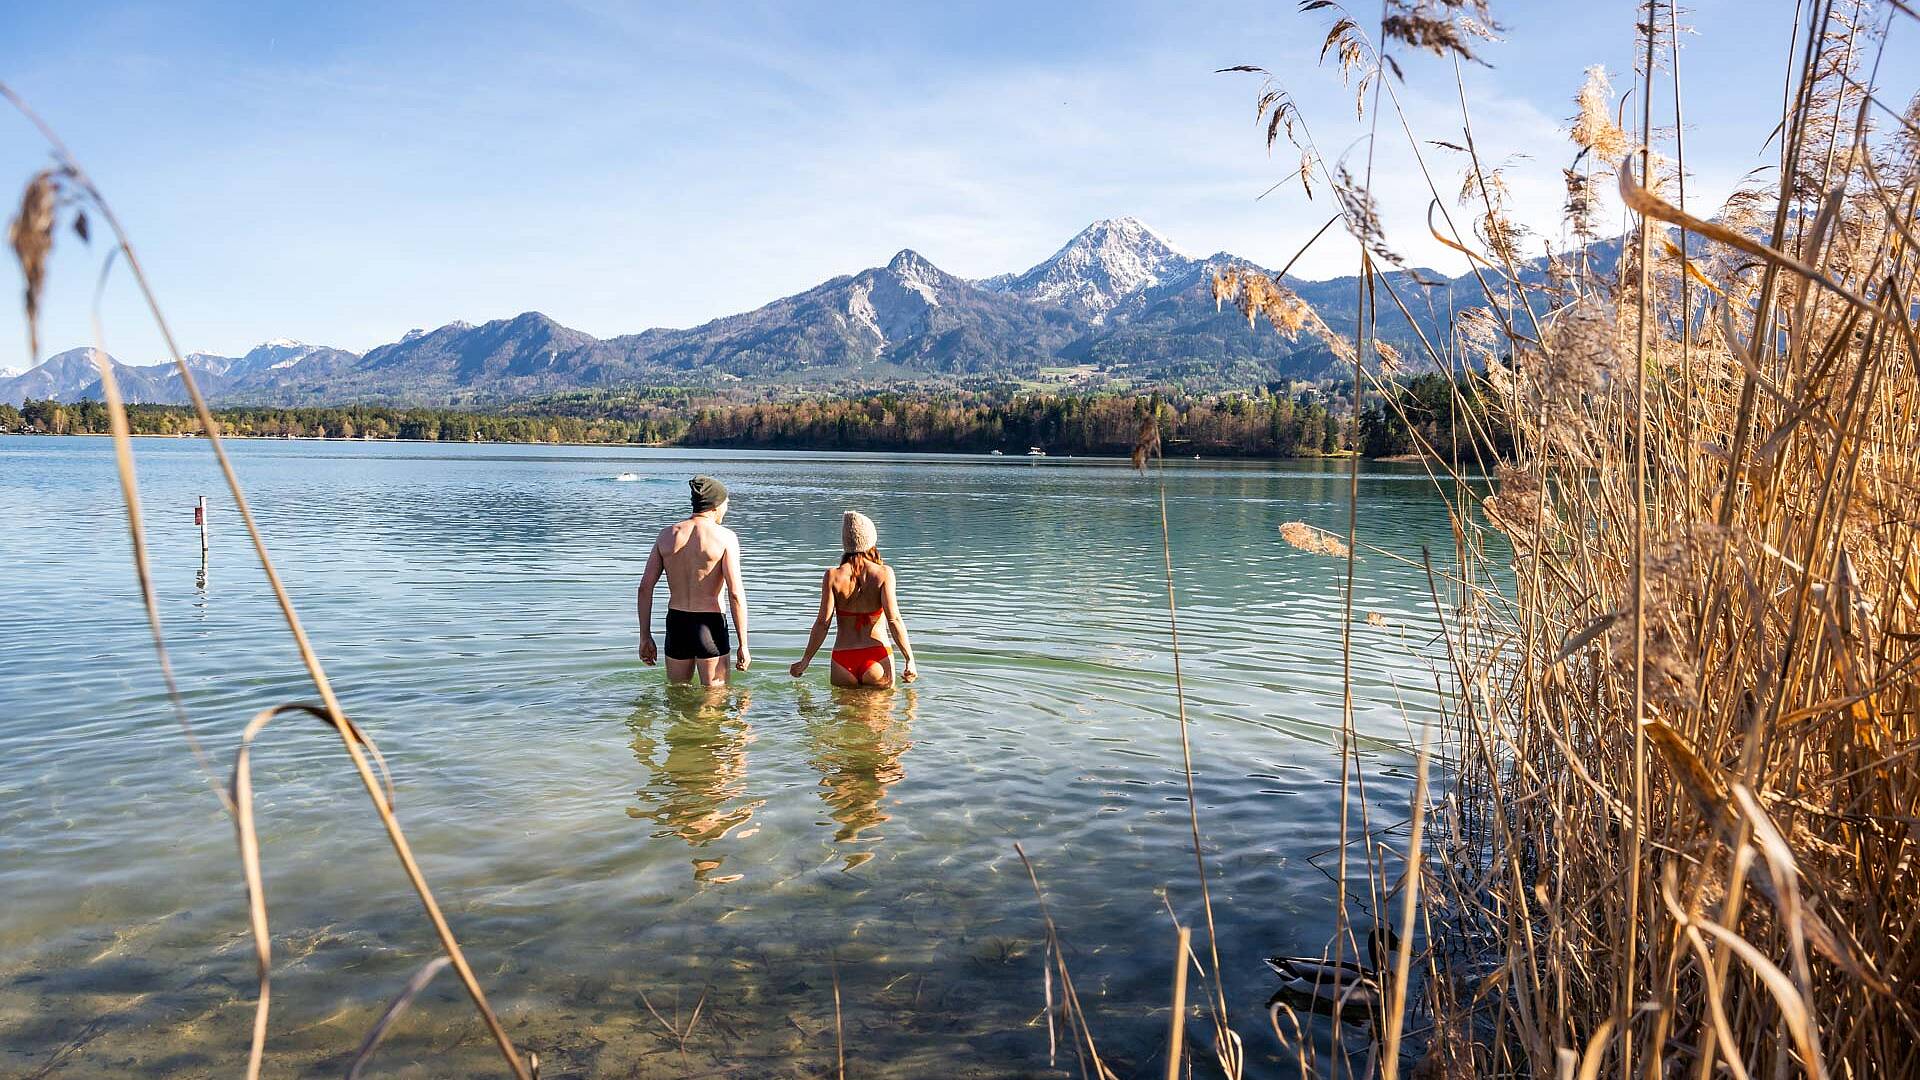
left=1027, top=447, right=1046, bottom=457
left=989, top=449, right=1003, bottom=456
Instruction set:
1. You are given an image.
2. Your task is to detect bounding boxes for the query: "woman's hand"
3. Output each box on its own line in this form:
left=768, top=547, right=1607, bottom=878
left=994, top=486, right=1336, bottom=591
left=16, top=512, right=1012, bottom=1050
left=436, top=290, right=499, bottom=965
left=790, top=658, right=810, bottom=678
left=902, top=659, right=918, bottom=683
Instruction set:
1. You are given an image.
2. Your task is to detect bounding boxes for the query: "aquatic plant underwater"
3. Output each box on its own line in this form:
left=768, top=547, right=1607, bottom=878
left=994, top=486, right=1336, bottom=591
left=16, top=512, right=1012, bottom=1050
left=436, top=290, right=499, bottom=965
left=7, top=0, right=1919, bottom=1076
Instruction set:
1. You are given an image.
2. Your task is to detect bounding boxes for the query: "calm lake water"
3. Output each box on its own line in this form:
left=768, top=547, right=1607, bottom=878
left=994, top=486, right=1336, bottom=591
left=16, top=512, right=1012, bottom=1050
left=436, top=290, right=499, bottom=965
left=0, top=435, right=1463, bottom=1078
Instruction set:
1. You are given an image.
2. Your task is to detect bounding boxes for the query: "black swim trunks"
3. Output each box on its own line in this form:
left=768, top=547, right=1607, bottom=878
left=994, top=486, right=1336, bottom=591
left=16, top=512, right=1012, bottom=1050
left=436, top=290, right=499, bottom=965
left=664, top=608, right=731, bottom=660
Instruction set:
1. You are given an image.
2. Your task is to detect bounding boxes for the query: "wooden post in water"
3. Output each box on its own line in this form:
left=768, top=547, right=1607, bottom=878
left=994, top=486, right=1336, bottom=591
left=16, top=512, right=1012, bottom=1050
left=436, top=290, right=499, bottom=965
left=195, top=496, right=208, bottom=559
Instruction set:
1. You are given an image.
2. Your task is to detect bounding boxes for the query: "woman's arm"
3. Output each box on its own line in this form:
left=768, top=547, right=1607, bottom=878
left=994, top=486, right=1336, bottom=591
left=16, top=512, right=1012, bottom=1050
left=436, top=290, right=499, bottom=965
left=790, top=571, right=836, bottom=677
left=882, top=566, right=916, bottom=681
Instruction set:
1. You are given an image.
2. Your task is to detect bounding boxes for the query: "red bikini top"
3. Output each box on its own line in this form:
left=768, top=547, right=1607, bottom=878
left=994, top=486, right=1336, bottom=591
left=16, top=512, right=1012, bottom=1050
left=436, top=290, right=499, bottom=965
left=838, top=607, right=883, bottom=628
left=837, top=564, right=883, bottom=627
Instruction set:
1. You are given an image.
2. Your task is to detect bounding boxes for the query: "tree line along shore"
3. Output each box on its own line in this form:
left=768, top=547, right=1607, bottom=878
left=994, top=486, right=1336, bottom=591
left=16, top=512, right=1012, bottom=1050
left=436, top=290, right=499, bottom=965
left=1, top=376, right=1508, bottom=460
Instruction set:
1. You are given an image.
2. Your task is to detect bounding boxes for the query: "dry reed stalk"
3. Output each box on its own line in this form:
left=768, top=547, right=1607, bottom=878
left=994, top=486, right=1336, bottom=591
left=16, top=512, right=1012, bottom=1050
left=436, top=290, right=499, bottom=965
left=638, top=986, right=709, bottom=1062
left=1014, top=842, right=1119, bottom=1080
left=1458, top=4, right=1914, bottom=1073
left=1378, top=683, right=1436, bottom=1080
left=832, top=949, right=847, bottom=1080
left=2, top=84, right=532, bottom=1080
left=1140, top=417, right=1245, bottom=1079
left=1165, top=925, right=1192, bottom=1080
left=1232, top=2, right=1920, bottom=1076
left=81, top=326, right=226, bottom=803
left=344, top=955, right=453, bottom=1080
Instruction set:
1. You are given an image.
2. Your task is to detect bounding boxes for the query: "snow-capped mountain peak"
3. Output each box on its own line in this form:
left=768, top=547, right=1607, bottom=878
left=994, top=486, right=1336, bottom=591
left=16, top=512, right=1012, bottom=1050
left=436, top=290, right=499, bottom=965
left=5, top=211, right=1493, bottom=406
left=183, top=351, right=240, bottom=375
left=237, top=339, right=325, bottom=372
left=997, top=216, right=1194, bottom=319
left=998, top=216, right=1190, bottom=319
left=1087, top=216, right=1181, bottom=254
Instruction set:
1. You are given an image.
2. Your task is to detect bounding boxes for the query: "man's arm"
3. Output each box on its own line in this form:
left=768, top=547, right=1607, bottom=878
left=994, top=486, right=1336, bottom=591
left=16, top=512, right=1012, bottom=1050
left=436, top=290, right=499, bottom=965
left=724, top=531, right=750, bottom=670
left=637, top=541, right=664, bottom=665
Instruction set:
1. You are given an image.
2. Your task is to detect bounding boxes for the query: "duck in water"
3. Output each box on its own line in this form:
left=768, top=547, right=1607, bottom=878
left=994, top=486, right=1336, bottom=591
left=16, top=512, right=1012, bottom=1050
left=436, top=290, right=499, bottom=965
left=1265, top=925, right=1401, bottom=1021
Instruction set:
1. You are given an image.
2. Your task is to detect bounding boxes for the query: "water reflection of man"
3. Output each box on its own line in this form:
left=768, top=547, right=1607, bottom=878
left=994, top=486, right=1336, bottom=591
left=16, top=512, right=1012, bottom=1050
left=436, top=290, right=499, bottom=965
left=801, top=686, right=916, bottom=869
left=627, top=684, right=761, bottom=883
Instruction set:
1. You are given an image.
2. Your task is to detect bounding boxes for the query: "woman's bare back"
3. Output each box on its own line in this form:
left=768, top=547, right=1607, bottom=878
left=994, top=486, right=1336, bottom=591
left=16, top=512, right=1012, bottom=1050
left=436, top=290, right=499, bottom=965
left=829, top=560, right=886, bottom=617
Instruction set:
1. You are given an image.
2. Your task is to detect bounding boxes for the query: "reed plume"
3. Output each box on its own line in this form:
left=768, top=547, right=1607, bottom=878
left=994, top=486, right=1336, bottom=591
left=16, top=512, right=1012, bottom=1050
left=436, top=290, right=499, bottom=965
left=1231, top=2, right=1920, bottom=1075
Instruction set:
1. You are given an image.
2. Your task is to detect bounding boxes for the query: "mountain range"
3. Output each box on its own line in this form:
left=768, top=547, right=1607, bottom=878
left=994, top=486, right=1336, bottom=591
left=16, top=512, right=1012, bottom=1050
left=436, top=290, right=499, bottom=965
left=2, top=216, right=1522, bottom=408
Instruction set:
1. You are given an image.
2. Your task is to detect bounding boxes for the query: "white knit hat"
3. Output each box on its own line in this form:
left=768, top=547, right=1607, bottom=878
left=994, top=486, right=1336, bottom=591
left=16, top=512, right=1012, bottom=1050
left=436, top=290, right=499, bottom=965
left=842, top=511, right=877, bottom=554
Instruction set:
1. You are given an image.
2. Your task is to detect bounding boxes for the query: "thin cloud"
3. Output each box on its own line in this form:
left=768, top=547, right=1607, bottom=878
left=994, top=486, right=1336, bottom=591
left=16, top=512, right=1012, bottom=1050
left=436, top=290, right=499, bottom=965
left=0, top=1, right=1898, bottom=361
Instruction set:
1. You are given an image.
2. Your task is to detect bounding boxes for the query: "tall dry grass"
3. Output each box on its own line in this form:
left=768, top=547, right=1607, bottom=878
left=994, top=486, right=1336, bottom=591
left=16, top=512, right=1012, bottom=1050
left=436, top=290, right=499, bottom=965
left=1217, top=1, right=1920, bottom=1076
left=10, top=0, right=1918, bottom=1076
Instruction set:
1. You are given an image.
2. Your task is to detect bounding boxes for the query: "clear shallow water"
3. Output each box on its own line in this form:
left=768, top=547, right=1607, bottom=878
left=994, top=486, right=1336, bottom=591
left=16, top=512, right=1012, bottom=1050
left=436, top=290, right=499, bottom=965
left=0, top=435, right=1460, bottom=1078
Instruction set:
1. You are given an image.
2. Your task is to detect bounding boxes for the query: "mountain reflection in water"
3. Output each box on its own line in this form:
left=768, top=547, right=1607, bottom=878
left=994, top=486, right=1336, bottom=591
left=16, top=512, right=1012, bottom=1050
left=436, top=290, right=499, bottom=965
left=800, top=686, right=916, bottom=868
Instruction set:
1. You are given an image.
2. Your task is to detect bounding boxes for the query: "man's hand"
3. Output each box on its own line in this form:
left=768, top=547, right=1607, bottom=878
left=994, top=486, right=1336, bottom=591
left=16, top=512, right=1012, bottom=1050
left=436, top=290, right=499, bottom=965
left=736, top=645, right=751, bottom=671
left=789, top=658, right=809, bottom=678
left=639, top=636, right=657, bottom=666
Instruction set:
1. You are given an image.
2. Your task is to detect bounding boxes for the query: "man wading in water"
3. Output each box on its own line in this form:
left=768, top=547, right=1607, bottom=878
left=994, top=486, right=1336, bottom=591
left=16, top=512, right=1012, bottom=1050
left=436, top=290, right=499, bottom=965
left=639, top=475, right=751, bottom=685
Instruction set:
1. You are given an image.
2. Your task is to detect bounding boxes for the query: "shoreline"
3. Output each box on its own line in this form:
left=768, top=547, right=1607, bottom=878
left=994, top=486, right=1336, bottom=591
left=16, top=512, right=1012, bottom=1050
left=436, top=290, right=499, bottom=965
left=0, top=429, right=1374, bottom=462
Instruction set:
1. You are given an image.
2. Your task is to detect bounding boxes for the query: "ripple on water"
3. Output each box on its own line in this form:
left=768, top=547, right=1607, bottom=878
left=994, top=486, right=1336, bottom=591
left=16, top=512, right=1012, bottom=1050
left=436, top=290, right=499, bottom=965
left=0, top=438, right=1464, bottom=1077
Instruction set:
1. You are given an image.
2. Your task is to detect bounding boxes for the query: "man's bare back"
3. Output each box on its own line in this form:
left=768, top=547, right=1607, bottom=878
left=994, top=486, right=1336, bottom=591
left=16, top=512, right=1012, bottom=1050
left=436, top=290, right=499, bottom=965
left=638, top=476, right=751, bottom=684
left=653, top=516, right=735, bottom=612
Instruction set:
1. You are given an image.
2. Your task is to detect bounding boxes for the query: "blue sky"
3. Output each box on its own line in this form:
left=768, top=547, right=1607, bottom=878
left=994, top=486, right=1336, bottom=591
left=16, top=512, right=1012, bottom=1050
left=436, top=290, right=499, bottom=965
left=0, top=1, right=1912, bottom=364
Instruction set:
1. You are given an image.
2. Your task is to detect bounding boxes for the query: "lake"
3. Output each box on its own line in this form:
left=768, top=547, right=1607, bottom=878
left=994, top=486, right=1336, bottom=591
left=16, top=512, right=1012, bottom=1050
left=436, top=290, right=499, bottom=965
left=0, top=435, right=1461, bottom=1078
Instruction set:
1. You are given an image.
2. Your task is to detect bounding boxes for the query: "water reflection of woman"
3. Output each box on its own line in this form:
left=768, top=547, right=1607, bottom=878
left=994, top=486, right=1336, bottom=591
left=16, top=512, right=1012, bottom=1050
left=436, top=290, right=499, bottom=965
left=627, top=683, right=761, bottom=882
left=800, top=685, right=915, bottom=869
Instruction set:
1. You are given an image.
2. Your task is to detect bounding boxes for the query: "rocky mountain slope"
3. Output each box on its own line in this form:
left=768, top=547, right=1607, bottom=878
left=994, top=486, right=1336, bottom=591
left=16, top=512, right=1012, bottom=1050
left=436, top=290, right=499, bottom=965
left=5, top=217, right=1521, bottom=407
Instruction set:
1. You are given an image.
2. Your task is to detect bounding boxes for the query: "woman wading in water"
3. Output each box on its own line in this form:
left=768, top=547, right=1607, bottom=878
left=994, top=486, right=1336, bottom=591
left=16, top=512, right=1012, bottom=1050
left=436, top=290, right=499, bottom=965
left=791, top=511, right=918, bottom=688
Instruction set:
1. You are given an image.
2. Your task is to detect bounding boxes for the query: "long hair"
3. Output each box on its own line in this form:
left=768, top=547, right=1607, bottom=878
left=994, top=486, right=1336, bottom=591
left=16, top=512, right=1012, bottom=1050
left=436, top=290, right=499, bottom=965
left=839, top=547, right=884, bottom=567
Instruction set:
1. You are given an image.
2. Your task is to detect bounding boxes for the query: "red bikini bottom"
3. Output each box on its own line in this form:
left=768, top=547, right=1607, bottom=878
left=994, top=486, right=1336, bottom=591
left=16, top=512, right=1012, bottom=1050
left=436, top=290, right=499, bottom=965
left=831, top=643, right=891, bottom=679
